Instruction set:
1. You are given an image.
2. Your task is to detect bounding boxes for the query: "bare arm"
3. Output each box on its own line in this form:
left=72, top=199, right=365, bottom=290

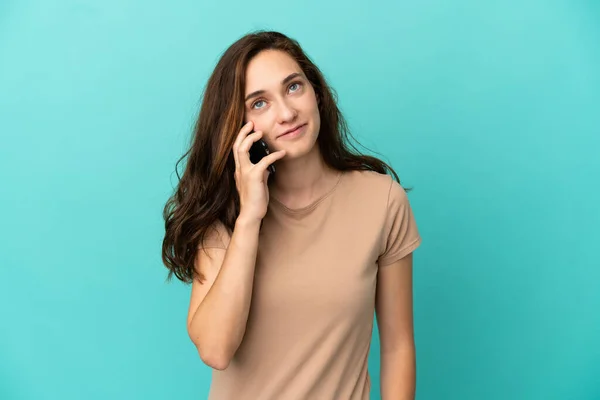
left=186, top=121, right=286, bottom=370
left=187, top=216, right=261, bottom=370
left=376, top=252, right=416, bottom=400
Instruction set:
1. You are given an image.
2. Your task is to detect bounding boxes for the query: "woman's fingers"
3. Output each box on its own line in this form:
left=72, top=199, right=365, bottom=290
left=238, top=130, right=264, bottom=154
left=232, top=121, right=255, bottom=170
left=255, top=150, right=286, bottom=174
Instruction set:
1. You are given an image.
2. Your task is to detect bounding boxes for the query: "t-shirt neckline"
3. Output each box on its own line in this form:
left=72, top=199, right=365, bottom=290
left=270, top=171, right=345, bottom=216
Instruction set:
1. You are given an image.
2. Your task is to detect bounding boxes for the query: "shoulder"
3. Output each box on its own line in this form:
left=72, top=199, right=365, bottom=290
left=344, top=169, right=392, bottom=189
left=342, top=169, right=405, bottom=203
left=334, top=170, right=410, bottom=224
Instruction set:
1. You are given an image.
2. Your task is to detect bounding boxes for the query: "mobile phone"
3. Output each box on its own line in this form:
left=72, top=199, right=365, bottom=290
left=249, top=137, right=276, bottom=174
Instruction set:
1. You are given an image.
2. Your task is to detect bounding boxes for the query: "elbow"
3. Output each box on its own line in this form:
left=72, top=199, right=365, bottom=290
left=190, top=331, right=233, bottom=370
left=188, top=325, right=236, bottom=370
left=197, top=346, right=232, bottom=370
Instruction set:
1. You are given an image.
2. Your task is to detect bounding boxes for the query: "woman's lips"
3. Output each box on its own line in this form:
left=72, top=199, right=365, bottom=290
left=278, top=123, right=307, bottom=140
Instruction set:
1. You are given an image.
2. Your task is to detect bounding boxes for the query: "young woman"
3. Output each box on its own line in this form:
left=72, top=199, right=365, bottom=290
left=162, top=30, right=422, bottom=400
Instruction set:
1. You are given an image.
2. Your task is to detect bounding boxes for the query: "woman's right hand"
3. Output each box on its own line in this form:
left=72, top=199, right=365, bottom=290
left=232, top=121, right=286, bottom=223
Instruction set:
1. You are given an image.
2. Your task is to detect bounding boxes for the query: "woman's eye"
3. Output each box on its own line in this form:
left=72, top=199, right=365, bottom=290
left=289, top=82, right=302, bottom=92
left=252, top=100, right=266, bottom=109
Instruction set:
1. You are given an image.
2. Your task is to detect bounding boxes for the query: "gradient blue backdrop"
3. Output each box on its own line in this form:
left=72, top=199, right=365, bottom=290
left=1, top=1, right=599, bottom=399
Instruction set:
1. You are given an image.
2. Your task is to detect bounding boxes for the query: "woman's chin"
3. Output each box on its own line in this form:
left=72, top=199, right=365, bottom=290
left=279, top=144, right=316, bottom=162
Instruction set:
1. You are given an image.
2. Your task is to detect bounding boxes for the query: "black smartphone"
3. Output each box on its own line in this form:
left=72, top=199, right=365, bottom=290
left=249, top=137, right=276, bottom=174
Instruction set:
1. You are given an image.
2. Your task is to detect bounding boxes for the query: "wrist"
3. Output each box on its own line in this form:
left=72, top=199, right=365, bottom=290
left=235, top=213, right=262, bottom=230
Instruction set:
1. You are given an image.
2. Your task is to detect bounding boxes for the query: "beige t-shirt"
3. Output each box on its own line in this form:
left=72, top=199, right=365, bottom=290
left=199, top=169, right=421, bottom=400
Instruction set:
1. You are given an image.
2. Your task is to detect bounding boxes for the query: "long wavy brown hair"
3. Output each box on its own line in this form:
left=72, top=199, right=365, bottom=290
left=162, top=30, right=407, bottom=284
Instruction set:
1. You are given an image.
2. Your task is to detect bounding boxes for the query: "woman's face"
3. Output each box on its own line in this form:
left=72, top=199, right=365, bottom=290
left=243, top=50, right=321, bottom=160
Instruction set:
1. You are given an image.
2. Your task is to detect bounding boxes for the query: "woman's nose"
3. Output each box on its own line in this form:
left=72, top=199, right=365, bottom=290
left=276, top=100, right=298, bottom=123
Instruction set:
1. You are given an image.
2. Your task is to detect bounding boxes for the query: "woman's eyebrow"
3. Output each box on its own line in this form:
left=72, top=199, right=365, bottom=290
left=244, top=72, right=303, bottom=102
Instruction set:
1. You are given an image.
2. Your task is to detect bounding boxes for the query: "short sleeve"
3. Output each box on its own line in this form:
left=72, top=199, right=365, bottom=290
left=377, top=178, right=422, bottom=266
left=198, top=221, right=231, bottom=251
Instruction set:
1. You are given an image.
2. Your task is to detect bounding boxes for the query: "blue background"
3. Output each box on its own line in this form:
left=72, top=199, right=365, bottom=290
left=1, top=0, right=599, bottom=399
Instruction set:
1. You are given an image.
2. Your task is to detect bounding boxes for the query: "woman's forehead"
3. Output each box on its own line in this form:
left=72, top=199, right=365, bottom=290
left=245, top=51, right=303, bottom=91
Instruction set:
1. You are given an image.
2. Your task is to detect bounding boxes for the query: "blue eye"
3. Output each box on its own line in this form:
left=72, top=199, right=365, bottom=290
left=289, top=82, right=301, bottom=92
left=252, top=100, right=266, bottom=109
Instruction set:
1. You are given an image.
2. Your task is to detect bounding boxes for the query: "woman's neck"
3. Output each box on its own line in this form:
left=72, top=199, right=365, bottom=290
left=270, top=147, right=338, bottom=209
